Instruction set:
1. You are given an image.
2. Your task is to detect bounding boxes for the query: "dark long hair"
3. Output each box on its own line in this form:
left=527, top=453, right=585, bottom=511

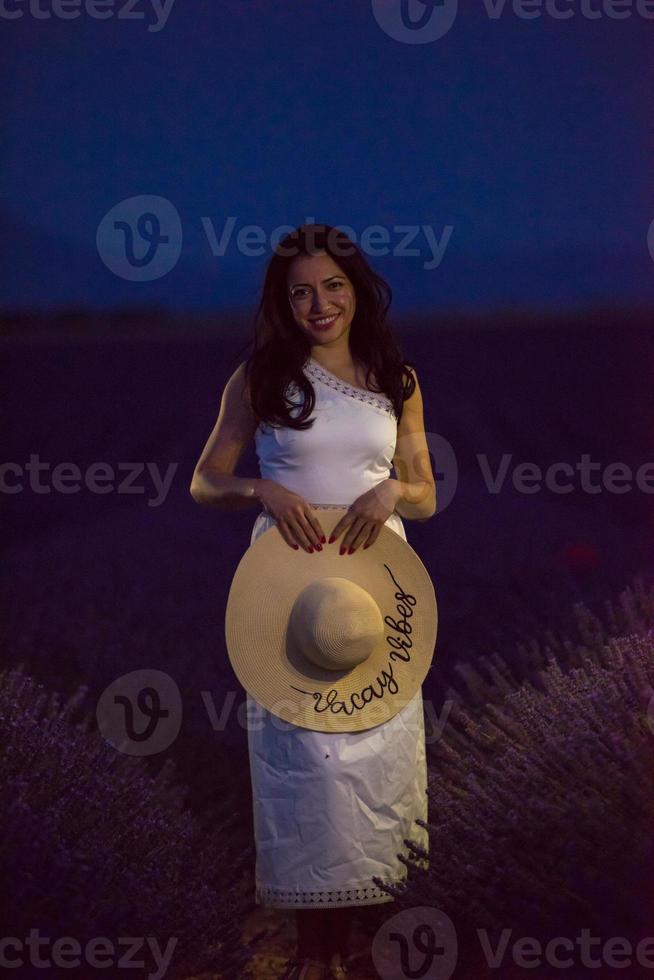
left=239, top=224, right=416, bottom=430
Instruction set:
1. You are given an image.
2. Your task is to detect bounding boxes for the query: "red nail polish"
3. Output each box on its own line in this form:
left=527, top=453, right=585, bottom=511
left=308, top=547, right=314, bottom=553
left=339, top=547, right=345, bottom=555
left=363, top=543, right=369, bottom=549
left=293, top=544, right=299, bottom=549
left=328, top=535, right=335, bottom=544
left=321, top=535, right=326, bottom=543
left=348, top=547, right=354, bottom=554
left=316, top=544, right=322, bottom=551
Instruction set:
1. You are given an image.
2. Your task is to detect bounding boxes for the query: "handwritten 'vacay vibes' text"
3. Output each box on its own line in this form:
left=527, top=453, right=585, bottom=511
left=290, top=564, right=417, bottom=716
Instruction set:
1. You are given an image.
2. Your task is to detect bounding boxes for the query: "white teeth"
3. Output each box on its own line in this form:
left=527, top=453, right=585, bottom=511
left=313, top=314, right=339, bottom=326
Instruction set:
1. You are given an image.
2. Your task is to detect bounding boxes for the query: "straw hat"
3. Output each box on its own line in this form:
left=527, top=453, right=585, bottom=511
left=225, top=507, right=437, bottom=733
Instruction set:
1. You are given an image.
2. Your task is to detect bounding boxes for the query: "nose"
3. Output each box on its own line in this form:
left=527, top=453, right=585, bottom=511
left=310, top=289, right=335, bottom=313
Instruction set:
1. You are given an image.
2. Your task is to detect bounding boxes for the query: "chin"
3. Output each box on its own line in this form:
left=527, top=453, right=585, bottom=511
left=311, top=321, right=351, bottom=341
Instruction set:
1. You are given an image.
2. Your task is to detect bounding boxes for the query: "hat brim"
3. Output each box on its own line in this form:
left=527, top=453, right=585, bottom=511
left=225, top=508, right=437, bottom=733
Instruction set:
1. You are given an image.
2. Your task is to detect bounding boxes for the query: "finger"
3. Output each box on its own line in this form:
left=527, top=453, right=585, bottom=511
left=330, top=513, right=354, bottom=545
left=278, top=517, right=311, bottom=552
left=329, top=514, right=354, bottom=547
left=305, top=509, right=326, bottom=546
left=276, top=520, right=301, bottom=551
left=337, top=514, right=355, bottom=553
left=362, top=524, right=382, bottom=550
left=328, top=518, right=345, bottom=544
left=340, top=517, right=367, bottom=553
left=348, top=521, right=376, bottom=553
left=288, top=516, right=318, bottom=553
left=296, top=512, right=323, bottom=550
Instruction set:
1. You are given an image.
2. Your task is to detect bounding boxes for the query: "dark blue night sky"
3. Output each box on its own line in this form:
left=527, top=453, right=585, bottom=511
left=2, top=0, right=652, bottom=313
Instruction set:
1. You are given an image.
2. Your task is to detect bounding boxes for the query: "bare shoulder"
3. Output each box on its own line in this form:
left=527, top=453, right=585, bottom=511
left=191, top=361, right=258, bottom=480
left=215, top=361, right=258, bottom=432
left=224, top=360, right=252, bottom=405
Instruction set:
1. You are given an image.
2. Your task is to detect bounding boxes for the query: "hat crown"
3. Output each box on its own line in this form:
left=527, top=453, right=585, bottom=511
left=288, top=577, right=383, bottom=672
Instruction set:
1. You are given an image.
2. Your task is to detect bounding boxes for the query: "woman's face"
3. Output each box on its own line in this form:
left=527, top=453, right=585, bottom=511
left=287, top=251, right=356, bottom=349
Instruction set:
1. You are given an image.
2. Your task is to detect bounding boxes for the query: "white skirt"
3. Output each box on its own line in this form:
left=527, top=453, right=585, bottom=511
left=245, top=511, right=430, bottom=909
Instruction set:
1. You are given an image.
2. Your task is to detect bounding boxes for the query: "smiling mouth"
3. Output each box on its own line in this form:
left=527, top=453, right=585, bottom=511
left=309, top=313, right=340, bottom=328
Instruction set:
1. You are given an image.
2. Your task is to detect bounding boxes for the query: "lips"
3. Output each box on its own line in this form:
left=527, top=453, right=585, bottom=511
left=309, top=313, right=340, bottom=329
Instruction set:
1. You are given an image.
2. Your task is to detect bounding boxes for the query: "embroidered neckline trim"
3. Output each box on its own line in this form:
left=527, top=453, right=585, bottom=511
left=304, top=357, right=396, bottom=417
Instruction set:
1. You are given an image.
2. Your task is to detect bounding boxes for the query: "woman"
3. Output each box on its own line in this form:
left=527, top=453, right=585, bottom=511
left=190, top=224, right=436, bottom=980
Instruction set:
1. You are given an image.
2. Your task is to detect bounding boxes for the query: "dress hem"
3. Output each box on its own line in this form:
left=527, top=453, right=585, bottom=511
left=255, top=880, right=403, bottom=909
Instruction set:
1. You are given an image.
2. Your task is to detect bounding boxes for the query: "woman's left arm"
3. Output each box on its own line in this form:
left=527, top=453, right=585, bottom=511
left=390, top=367, right=437, bottom=521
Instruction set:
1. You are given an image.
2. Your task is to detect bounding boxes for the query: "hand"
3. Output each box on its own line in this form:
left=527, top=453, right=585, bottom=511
left=256, top=480, right=326, bottom=553
left=328, top=479, right=402, bottom=554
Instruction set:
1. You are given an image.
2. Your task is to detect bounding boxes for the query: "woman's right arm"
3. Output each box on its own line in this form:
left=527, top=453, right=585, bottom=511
left=189, top=362, right=267, bottom=511
left=188, top=363, right=326, bottom=552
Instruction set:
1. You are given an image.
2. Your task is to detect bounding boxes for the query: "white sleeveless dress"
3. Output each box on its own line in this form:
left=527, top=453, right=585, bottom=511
left=246, top=355, right=429, bottom=909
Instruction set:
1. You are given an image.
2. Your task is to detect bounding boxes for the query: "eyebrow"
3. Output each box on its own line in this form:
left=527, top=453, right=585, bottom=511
left=289, top=275, right=344, bottom=289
